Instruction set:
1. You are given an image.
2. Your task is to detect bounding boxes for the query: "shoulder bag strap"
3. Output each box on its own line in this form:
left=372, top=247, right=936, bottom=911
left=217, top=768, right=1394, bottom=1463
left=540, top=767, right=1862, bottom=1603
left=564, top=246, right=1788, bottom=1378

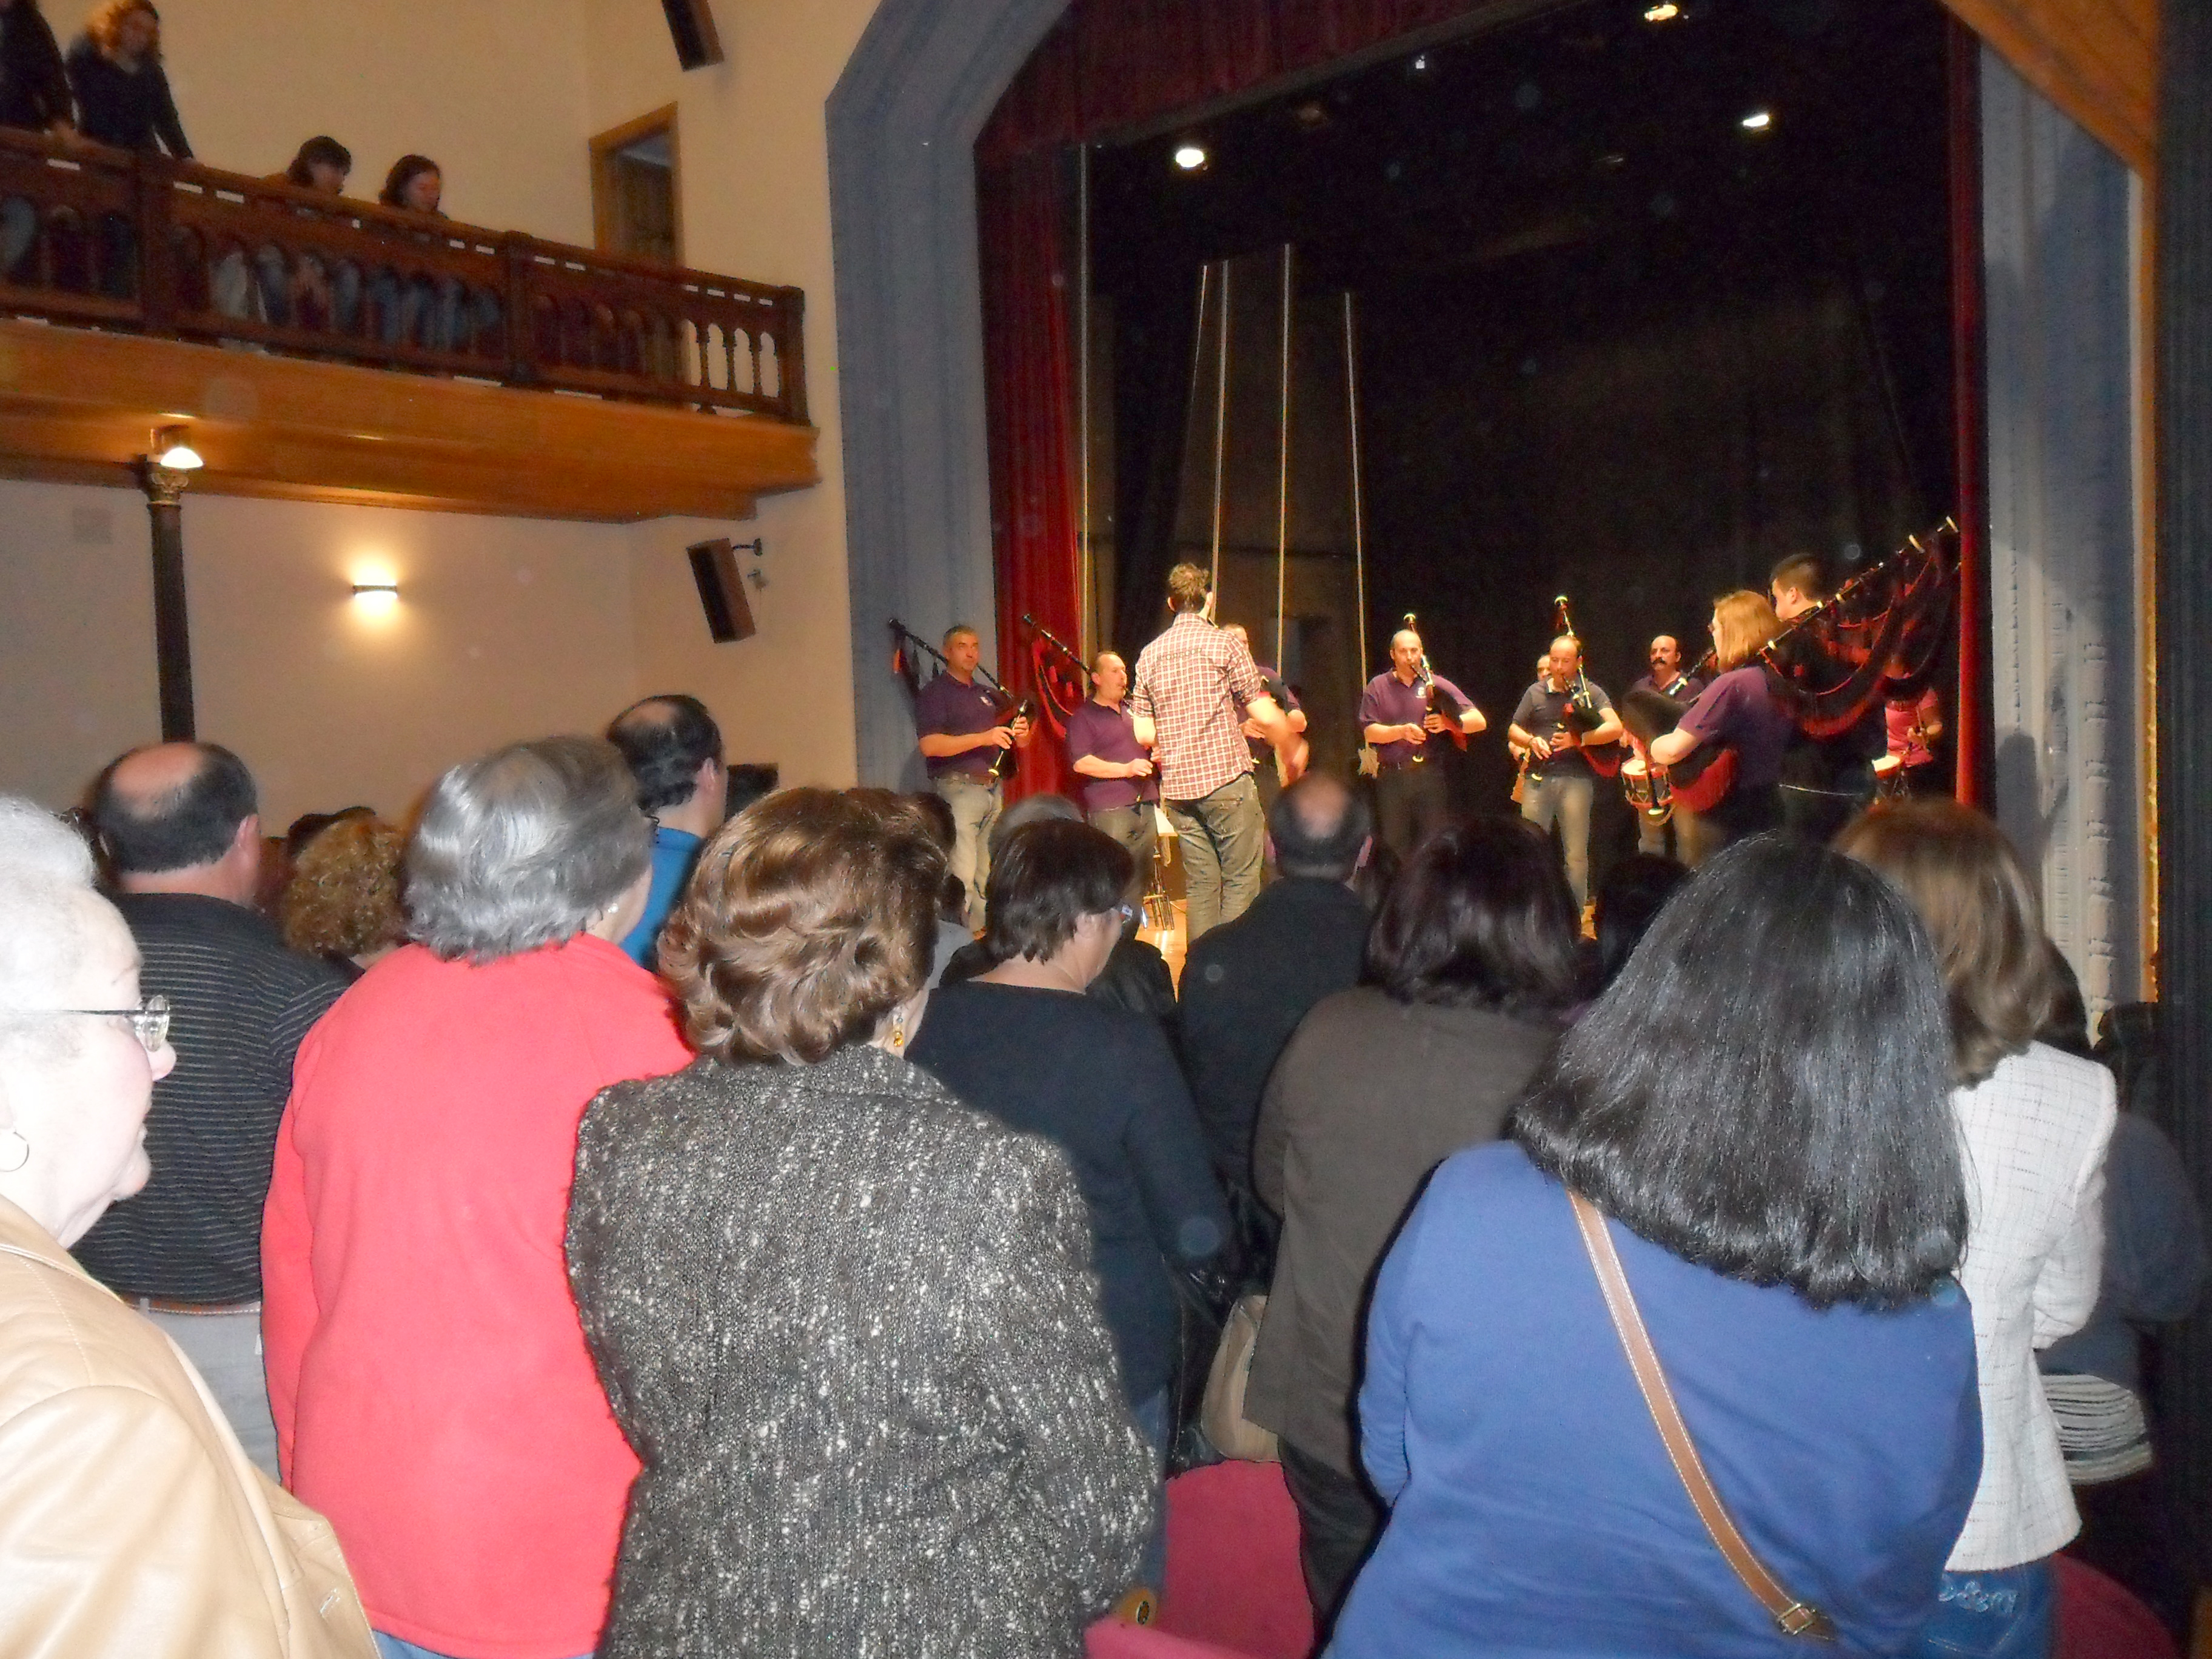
left=1567, top=1188, right=1838, bottom=1643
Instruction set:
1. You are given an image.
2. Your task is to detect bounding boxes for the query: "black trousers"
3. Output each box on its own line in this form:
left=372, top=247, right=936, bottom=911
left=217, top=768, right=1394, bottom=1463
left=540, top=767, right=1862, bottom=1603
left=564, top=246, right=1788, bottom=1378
left=1278, top=1438, right=1387, bottom=1640
left=1374, top=760, right=1448, bottom=862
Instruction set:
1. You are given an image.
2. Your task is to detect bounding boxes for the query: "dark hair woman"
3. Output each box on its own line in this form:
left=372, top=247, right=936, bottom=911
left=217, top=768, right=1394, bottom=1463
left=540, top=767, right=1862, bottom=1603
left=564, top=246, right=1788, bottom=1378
left=1837, top=802, right=2118, bottom=1659
left=1330, top=835, right=1983, bottom=1658
left=1244, top=814, right=1580, bottom=1633
left=262, top=736, right=692, bottom=1659
left=567, top=789, right=1153, bottom=1657
left=905, top=814, right=1227, bottom=1592
left=1646, top=589, right=1794, bottom=858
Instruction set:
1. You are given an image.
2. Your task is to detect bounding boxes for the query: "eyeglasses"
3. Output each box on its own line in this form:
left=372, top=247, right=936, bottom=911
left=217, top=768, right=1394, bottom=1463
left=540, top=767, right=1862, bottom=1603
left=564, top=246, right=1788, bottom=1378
left=2, top=996, right=171, bottom=1054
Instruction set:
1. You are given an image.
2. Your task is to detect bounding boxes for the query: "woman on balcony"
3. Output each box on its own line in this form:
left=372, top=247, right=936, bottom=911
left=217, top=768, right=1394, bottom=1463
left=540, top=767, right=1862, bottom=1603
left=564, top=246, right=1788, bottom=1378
left=370, top=154, right=500, bottom=357
left=1, top=0, right=76, bottom=282
left=64, top=0, right=186, bottom=155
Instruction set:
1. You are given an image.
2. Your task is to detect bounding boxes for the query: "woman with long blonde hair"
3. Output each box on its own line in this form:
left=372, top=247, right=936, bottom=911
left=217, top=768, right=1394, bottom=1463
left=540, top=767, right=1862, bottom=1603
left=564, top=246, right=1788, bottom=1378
left=1647, top=589, right=1792, bottom=857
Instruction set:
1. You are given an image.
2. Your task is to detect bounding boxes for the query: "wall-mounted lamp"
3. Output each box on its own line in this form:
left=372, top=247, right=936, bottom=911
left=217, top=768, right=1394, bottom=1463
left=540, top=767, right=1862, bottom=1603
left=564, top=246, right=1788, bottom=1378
left=350, top=580, right=400, bottom=598
left=151, top=424, right=203, bottom=471
left=350, top=578, right=401, bottom=618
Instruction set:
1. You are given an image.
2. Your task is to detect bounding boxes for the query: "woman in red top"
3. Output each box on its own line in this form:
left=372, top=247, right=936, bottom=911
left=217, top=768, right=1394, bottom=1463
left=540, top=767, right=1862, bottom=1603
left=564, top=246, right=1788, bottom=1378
left=263, top=737, right=693, bottom=1659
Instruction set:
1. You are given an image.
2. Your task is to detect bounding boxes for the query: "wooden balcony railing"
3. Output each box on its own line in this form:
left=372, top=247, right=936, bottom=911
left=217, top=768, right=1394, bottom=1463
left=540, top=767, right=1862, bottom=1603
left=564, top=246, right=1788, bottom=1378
left=0, top=128, right=806, bottom=426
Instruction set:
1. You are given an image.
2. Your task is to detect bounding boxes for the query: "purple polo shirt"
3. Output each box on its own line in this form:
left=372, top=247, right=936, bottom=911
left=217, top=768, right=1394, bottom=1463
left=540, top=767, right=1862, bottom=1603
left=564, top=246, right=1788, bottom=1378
left=915, top=671, right=1006, bottom=779
left=1360, top=672, right=1473, bottom=768
left=1064, top=699, right=1157, bottom=813
left=1679, top=665, right=1795, bottom=789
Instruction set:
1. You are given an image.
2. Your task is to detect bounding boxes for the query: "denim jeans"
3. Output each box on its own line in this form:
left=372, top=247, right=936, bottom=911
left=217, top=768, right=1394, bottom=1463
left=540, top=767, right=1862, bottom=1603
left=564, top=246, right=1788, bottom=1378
left=1130, top=1387, right=1171, bottom=1594
left=1520, top=770, right=1595, bottom=908
left=1165, top=772, right=1264, bottom=943
left=1088, top=803, right=1158, bottom=912
left=1, top=196, right=38, bottom=281
left=1905, top=1560, right=2056, bottom=1659
left=934, top=773, right=1001, bottom=930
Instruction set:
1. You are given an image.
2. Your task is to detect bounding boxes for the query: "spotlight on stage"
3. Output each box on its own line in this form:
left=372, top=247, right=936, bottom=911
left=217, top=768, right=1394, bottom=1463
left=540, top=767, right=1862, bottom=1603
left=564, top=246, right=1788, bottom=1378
left=1740, top=109, right=1774, bottom=132
left=1173, top=143, right=1208, bottom=172
left=1641, top=1, right=1681, bottom=21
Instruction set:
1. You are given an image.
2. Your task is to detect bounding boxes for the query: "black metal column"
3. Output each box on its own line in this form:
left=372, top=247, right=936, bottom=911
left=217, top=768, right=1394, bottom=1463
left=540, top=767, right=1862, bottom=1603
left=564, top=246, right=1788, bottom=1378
left=2155, top=0, right=2212, bottom=1589
left=138, top=463, right=195, bottom=742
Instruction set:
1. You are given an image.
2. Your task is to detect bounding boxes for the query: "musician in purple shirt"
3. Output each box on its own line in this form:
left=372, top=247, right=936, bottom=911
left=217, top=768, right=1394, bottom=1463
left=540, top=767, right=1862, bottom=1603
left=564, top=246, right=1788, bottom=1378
left=915, top=625, right=1030, bottom=928
left=1649, top=591, right=1794, bottom=862
left=1358, top=629, right=1485, bottom=862
left=1065, top=651, right=1159, bottom=910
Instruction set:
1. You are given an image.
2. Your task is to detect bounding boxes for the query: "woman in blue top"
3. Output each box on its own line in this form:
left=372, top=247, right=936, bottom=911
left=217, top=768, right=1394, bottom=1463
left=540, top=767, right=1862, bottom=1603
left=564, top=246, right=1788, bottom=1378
left=1332, top=836, right=1983, bottom=1658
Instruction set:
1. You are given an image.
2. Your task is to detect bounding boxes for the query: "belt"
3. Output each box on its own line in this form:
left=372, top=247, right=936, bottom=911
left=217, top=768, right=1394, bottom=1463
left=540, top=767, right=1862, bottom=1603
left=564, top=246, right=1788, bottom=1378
left=936, top=772, right=1000, bottom=788
left=130, top=1295, right=261, bottom=1316
left=1377, top=754, right=1429, bottom=773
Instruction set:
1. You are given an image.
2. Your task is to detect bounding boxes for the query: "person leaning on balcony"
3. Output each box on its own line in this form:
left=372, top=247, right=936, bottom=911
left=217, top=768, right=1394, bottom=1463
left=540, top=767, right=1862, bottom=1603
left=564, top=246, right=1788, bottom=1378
left=215, top=135, right=360, bottom=332
left=63, top=0, right=184, bottom=298
left=0, top=0, right=78, bottom=281
left=370, top=154, right=500, bottom=355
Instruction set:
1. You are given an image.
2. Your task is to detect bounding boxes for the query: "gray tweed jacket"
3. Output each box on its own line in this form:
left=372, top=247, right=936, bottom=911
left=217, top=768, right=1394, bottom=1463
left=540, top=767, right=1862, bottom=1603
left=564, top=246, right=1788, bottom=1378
left=567, top=1044, right=1156, bottom=1658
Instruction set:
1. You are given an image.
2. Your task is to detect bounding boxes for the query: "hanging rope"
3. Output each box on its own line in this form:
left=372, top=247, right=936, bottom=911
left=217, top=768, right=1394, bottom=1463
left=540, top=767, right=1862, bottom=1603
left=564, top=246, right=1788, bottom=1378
left=1275, top=243, right=1293, bottom=668
left=1210, top=261, right=1232, bottom=597
left=1344, top=290, right=1370, bottom=688
left=1076, top=143, right=1093, bottom=654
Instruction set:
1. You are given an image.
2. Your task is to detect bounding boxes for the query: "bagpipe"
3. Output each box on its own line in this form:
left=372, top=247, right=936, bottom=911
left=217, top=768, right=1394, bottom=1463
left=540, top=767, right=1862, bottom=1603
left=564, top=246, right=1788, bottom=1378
left=1019, top=614, right=1092, bottom=743
left=1402, top=612, right=1470, bottom=752
left=888, top=619, right=1034, bottom=782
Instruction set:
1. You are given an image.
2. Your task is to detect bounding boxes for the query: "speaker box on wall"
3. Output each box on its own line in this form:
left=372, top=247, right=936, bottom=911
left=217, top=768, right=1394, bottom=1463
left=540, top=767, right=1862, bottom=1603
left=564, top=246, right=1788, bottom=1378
left=688, top=538, right=756, bottom=643
left=662, top=0, right=724, bottom=70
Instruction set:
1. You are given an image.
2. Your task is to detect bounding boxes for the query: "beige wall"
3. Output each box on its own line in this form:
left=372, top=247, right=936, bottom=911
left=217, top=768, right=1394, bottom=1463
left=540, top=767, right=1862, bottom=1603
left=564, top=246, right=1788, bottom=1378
left=1, top=0, right=886, bottom=816
left=162, top=0, right=594, bottom=240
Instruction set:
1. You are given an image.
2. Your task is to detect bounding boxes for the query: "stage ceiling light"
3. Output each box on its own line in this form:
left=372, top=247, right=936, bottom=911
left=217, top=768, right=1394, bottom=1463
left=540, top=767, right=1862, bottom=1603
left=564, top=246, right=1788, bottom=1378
left=1173, top=143, right=1208, bottom=171
left=150, top=425, right=203, bottom=471
left=1642, top=2, right=1681, bottom=21
left=1740, top=109, right=1774, bottom=131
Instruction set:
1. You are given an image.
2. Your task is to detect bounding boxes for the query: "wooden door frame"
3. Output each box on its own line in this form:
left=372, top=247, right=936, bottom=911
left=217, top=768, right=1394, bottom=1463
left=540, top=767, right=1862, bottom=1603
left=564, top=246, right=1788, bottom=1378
left=590, top=104, right=683, bottom=266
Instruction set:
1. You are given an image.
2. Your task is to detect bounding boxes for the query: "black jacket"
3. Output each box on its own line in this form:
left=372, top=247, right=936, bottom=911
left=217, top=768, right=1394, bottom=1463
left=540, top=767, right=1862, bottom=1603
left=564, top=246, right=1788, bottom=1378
left=64, top=35, right=187, bottom=155
left=0, top=4, right=70, bottom=133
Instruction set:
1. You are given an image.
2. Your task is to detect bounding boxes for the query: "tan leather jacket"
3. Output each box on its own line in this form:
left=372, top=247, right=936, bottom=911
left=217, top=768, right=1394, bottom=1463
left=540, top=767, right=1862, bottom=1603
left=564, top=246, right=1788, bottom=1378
left=0, top=1199, right=376, bottom=1658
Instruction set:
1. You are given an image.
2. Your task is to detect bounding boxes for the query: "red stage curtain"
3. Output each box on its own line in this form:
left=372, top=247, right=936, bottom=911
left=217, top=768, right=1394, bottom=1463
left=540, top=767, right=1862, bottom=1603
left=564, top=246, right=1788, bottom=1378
left=977, top=0, right=1498, bottom=799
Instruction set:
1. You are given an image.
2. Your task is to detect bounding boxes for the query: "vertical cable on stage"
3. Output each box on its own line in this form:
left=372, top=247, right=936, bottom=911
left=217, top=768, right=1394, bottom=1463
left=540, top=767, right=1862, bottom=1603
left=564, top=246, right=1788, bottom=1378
left=1210, top=262, right=1232, bottom=597
left=1076, top=143, right=1093, bottom=654
left=1344, top=290, right=1370, bottom=686
left=1275, top=243, right=1294, bottom=667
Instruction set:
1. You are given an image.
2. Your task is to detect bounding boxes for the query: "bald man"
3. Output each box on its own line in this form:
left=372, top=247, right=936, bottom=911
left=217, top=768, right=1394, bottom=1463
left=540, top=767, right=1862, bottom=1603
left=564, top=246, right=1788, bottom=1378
left=73, top=743, right=346, bottom=1477
left=1064, top=649, right=1158, bottom=911
left=1358, top=629, right=1484, bottom=861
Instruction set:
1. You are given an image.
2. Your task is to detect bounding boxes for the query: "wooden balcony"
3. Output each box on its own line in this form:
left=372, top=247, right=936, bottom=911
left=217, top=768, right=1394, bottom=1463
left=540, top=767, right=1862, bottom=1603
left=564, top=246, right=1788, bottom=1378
left=0, top=131, right=817, bottom=521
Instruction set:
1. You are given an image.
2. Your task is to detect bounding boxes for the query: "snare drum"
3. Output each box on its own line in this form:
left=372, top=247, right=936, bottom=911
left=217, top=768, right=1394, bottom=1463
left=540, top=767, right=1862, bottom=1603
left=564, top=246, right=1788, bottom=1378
left=1873, top=752, right=1905, bottom=802
left=1621, top=752, right=1672, bottom=819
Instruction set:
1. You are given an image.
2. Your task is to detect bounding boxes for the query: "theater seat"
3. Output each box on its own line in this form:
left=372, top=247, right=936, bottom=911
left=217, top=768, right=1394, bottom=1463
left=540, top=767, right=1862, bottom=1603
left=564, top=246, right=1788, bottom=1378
left=2054, top=1554, right=2179, bottom=1659
left=1088, top=1461, right=1316, bottom=1659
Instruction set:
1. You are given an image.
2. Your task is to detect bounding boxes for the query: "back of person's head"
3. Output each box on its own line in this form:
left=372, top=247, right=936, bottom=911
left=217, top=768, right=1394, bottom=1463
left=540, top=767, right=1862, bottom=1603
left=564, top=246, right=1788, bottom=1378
left=284, top=805, right=373, bottom=862
left=380, top=154, right=440, bottom=210
left=407, top=736, right=649, bottom=964
left=1268, top=773, right=1370, bottom=882
left=606, top=694, right=724, bottom=813
left=985, top=791, right=1081, bottom=865
left=286, top=135, right=351, bottom=186
left=1364, top=815, right=1579, bottom=1015
left=1769, top=552, right=1831, bottom=602
left=1515, top=834, right=1966, bottom=1308
left=1834, top=801, right=2054, bottom=1085
left=280, top=817, right=406, bottom=962
left=984, top=819, right=1131, bottom=965
left=1165, top=562, right=1212, bottom=614
left=0, top=796, right=96, bottom=887
left=1594, top=853, right=1688, bottom=991
left=1710, top=589, right=1782, bottom=671
left=91, top=743, right=256, bottom=875
left=2040, top=939, right=2093, bottom=1057
left=662, top=788, right=942, bottom=1064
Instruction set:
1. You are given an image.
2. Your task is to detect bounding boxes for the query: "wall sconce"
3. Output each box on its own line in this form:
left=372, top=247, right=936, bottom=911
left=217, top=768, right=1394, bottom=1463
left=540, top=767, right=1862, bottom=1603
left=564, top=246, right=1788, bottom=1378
left=350, top=578, right=401, bottom=616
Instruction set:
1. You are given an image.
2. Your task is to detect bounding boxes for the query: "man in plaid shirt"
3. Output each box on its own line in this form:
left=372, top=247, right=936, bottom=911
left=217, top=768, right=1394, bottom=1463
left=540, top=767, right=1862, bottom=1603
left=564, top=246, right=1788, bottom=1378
left=1131, top=563, right=1301, bottom=940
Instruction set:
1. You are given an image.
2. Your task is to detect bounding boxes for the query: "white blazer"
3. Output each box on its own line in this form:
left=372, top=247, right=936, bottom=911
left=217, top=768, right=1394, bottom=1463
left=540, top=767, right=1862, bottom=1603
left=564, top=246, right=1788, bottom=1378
left=1946, top=1042, right=2117, bottom=1571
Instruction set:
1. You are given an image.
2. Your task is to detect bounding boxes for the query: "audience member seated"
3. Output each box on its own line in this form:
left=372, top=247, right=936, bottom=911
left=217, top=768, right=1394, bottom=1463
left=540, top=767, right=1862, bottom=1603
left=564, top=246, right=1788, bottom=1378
left=261, top=736, right=693, bottom=1659
left=1590, top=849, right=1687, bottom=994
left=605, top=692, right=725, bottom=970
left=73, top=743, right=346, bottom=1476
left=940, top=793, right=1179, bottom=1025
left=1331, top=836, right=1983, bottom=1657
left=276, top=814, right=406, bottom=979
left=369, top=153, right=498, bottom=353
left=1246, top=814, right=1577, bottom=1635
left=907, top=816, right=1229, bottom=1589
left=0, top=798, right=377, bottom=1656
left=1839, top=803, right=2120, bottom=1659
left=1, top=0, right=76, bottom=282
left=64, top=0, right=183, bottom=295
left=908, top=788, right=976, bottom=987
left=1178, top=773, right=1371, bottom=1235
left=213, top=135, right=360, bottom=330
left=568, top=788, right=1155, bottom=1657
